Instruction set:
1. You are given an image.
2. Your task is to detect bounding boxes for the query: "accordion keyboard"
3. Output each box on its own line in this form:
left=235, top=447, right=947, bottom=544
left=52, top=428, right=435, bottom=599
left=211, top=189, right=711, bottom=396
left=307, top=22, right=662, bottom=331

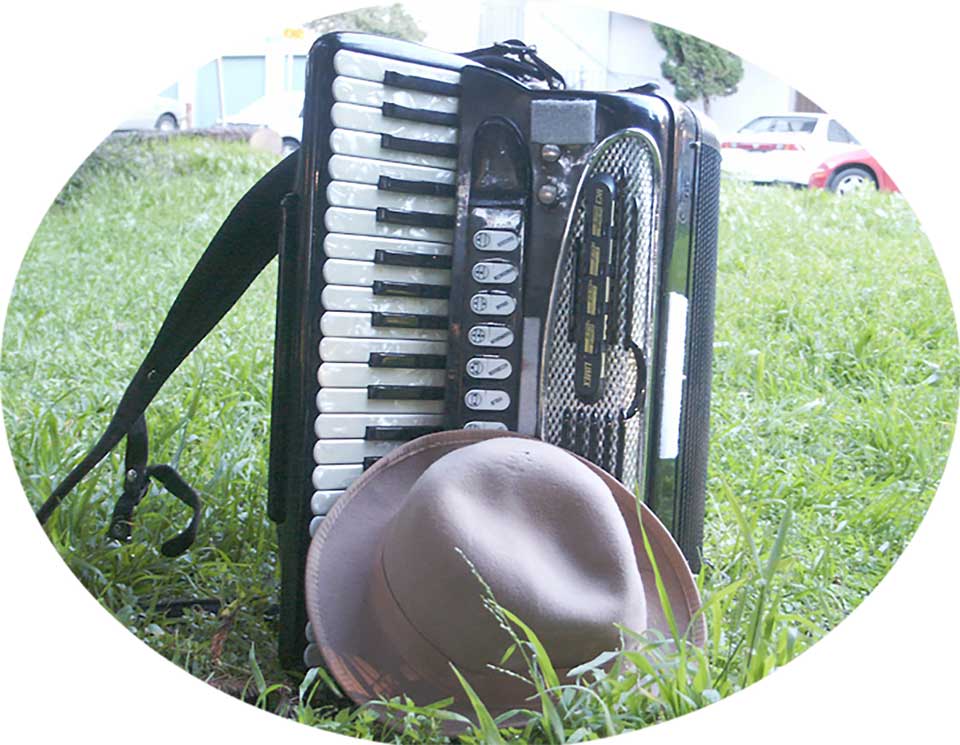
left=310, top=50, right=464, bottom=538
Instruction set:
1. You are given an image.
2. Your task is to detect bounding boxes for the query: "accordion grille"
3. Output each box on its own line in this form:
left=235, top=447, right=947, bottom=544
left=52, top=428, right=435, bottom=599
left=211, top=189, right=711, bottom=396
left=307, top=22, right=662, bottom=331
left=541, top=132, right=659, bottom=489
left=674, top=144, right=722, bottom=570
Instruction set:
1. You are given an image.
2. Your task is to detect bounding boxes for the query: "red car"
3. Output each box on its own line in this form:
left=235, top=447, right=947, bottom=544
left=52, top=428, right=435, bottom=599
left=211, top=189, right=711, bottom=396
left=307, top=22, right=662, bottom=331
left=808, top=148, right=899, bottom=194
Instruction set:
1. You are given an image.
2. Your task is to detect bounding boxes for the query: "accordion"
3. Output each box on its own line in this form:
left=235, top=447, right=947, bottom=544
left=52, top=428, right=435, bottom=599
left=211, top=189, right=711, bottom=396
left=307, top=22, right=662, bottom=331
left=269, top=33, right=722, bottom=670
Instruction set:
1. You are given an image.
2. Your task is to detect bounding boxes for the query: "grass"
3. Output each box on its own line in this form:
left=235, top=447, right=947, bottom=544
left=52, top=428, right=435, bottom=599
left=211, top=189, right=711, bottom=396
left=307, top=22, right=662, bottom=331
left=2, top=135, right=958, bottom=741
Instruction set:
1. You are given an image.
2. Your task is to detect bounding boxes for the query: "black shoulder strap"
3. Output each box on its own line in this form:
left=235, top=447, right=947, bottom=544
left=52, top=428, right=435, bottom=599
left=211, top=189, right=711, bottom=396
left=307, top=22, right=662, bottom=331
left=461, top=39, right=566, bottom=90
left=35, top=151, right=299, bottom=554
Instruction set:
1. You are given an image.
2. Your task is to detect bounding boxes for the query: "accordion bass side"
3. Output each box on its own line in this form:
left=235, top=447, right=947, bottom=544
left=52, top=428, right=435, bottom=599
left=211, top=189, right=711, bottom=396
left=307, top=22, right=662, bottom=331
left=269, top=32, right=722, bottom=668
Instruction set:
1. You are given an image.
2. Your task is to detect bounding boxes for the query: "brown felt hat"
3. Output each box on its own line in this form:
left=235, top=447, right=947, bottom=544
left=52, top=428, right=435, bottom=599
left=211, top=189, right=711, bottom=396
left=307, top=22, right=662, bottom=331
left=304, top=430, right=704, bottom=726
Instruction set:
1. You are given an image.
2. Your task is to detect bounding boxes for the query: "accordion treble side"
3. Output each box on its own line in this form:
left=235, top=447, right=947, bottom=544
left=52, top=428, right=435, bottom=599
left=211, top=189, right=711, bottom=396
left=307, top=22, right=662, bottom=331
left=267, top=32, right=721, bottom=669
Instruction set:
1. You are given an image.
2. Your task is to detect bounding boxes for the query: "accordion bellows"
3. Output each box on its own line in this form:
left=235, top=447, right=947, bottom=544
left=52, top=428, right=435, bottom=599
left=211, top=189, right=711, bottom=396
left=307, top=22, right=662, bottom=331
left=267, top=33, right=722, bottom=669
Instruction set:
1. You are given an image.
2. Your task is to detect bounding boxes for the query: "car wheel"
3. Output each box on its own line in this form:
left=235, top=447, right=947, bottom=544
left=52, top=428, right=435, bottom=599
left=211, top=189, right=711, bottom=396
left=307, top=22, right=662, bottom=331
left=155, top=113, right=179, bottom=132
left=828, top=166, right=876, bottom=195
left=281, top=137, right=300, bottom=156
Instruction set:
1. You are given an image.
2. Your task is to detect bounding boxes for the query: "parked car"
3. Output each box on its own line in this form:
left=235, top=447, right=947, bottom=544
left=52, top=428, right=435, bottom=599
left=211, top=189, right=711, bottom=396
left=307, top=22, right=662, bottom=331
left=115, top=94, right=186, bottom=132
left=222, top=91, right=304, bottom=155
left=808, top=148, right=898, bottom=194
left=720, top=113, right=861, bottom=187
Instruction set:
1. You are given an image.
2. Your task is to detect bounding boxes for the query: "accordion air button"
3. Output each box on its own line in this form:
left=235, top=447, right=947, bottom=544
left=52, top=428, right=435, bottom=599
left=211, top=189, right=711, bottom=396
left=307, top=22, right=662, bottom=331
left=464, top=389, right=511, bottom=411
left=472, top=229, right=519, bottom=252
left=469, top=292, right=516, bottom=316
left=464, top=421, right=509, bottom=431
left=303, top=642, right=324, bottom=668
left=471, top=261, right=519, bottom=284
left=468, top=324, right=514, bottom=348
left=466, top=356, right=512, bottom=380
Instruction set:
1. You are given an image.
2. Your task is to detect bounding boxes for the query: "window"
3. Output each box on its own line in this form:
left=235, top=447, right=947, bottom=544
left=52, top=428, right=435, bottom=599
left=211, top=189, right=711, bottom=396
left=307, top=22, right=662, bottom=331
left=740, top=116, right=818, bottom=134
left=827, top=120, right=859, bottom=144
left=221, top=56, right=267, bottom=116
left=286, top=55, right=307, bottom=92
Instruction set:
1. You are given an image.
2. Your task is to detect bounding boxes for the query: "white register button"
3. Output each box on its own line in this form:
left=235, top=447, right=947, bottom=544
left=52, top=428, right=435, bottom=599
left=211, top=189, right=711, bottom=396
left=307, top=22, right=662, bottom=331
left=464, top=421, right=509, bottom=431
left=467, top=324, right=514, bottom=348
left=472, top=230, right=520, bottom=252
left=465, top=389, right=511, bottom=411
left=472, top=261, right=519, bottom=284
left=466, top=356, right=512, bottom=379
left=470, top=292, right=517, bottom=316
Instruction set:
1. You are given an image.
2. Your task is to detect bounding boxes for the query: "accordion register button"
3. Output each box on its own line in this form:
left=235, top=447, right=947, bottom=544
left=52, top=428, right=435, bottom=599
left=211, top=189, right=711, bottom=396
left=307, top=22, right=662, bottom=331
left=466, top=356, right=513, bottom=380
left=471, top=261, right=519, bottom=284
left=465, top=389, right=511, bottom=412
left=472, top=229, right=519, bottom=252
left=468, top=324, right=514, bottom=348
left=469, top=292, right=516, bottom=316
left=464, top=421, right=509, bottom=431
left=308, top=517, right=324, bottom=539
left=305, top=622, right=316, bottom=643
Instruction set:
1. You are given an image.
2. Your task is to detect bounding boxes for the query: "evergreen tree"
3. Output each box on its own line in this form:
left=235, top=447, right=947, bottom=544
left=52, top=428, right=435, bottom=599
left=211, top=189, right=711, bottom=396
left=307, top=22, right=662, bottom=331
left=307, top=4, right=426, bottom=43
left=652, top=25, right=743, bottom=113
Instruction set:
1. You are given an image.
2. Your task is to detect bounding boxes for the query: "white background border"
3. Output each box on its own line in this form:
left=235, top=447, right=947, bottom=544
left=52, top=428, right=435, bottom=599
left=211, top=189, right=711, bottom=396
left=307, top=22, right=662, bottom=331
left=2, top=1, right=957, bottom=742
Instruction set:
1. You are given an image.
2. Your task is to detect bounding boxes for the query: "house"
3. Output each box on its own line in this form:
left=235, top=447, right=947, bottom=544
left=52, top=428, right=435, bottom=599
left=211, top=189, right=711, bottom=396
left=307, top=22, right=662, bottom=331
left=463, top=1, right=811, bottom=135
left=154, top=1, right=814, bottom=136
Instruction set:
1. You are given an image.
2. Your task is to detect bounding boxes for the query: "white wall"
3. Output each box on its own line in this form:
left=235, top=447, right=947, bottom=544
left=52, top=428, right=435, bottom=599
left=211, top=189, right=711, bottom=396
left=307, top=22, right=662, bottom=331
left=607, top=12, right=666, bottom=90
left=522, top=1, right=610, bottom=90
left=700, top=60, right=795, bottom=136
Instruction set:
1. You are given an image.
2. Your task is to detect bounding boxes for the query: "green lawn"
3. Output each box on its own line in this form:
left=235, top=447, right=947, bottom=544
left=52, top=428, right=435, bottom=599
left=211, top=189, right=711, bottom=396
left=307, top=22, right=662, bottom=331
left=2, top=135, right=957, bottom=741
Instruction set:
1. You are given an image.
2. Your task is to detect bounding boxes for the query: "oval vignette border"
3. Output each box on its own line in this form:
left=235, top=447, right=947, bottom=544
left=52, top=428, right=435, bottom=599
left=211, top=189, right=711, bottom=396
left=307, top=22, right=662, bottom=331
left=0, top=1, right=957, bottom=744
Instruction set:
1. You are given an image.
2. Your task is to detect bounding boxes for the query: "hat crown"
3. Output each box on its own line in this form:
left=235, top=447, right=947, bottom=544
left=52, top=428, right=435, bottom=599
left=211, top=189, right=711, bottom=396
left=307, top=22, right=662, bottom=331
left=381, top=438, right=646, bottom=673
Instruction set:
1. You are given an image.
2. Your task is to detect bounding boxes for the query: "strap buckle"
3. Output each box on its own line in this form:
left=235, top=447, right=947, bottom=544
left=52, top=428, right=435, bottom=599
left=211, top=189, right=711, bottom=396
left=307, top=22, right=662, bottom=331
left=108, top=463, right=201, bottom=558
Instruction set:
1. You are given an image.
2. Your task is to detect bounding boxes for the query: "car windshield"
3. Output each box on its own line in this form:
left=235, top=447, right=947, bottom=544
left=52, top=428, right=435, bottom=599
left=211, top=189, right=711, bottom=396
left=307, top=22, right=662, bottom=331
left=740, top=116, right=818, bottom=134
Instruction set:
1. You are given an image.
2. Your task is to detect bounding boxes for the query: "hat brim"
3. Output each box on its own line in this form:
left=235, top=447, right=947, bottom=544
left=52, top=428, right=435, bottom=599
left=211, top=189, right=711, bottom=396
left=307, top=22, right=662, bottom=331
left=304, top=430, right=705, bottom=728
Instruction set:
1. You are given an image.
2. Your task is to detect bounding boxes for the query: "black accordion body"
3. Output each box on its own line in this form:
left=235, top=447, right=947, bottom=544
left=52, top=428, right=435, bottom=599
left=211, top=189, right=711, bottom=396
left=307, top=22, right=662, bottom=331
left=269, top=33, right=722, bottom=669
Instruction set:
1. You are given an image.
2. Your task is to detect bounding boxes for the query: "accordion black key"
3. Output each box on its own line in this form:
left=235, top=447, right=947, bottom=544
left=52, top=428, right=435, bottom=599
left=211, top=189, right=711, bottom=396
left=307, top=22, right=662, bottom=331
left=268, top=32, right=722, bottom=669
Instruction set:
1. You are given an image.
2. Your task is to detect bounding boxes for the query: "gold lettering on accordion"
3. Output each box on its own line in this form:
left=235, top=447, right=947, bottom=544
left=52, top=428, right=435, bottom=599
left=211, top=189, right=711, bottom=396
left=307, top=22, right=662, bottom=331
left=591, top=188, right=605, bottom=237
left=586, top=280, right=599, bottom=316
left=581, top=359, right=594, bottom=389
left=583, top=319, right=596, bottom=355
left=589, top=244, right=601, bottom=276
left=574, top=173, right=616, bottom=404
